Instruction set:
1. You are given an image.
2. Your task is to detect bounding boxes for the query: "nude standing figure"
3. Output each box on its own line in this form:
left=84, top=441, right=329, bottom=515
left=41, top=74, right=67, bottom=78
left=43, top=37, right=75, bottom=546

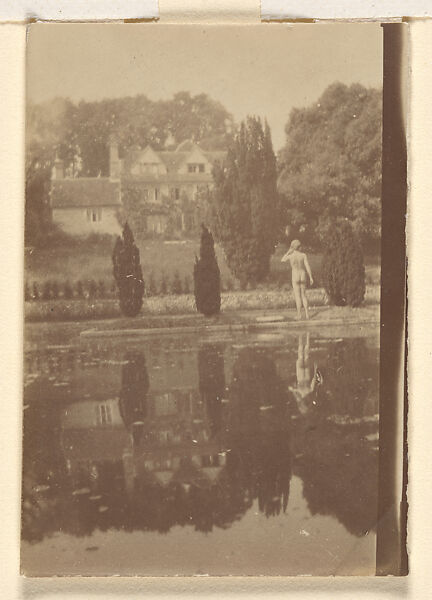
left=281, top=232, right=314, bottom=320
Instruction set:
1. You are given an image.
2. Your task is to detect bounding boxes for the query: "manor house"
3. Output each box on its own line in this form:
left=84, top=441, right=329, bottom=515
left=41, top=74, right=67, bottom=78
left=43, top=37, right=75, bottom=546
left=50, top=140, right=226, bottom=237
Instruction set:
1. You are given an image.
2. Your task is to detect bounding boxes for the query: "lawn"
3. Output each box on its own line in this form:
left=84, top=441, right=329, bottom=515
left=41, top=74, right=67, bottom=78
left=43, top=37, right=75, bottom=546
left=25, top=237, right=381, bottom=293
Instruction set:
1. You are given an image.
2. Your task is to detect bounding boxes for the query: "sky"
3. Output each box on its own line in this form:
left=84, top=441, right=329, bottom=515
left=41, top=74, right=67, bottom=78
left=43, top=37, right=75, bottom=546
left=27, top=23, right=383, bottom=151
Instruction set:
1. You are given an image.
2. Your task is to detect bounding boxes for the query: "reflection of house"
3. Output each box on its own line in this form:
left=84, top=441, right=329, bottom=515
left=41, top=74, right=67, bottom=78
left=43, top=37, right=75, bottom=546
left=58, top=344, right=228, bottom=494
left=50, top=140, right=225, bottom=237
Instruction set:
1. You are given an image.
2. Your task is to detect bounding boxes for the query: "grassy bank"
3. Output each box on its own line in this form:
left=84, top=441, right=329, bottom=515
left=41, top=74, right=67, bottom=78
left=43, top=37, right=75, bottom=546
left=25, top=238, right=381, bottom=293
left=25, top=285, right=380, bottom=323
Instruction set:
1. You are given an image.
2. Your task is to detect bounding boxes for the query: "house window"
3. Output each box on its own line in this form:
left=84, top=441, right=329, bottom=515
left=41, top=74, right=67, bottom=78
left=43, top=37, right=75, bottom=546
left=142, top=189, right=149, bottom=201
left=139, top=162, right=159, bottom=175
left=188, top=163, right=205, bottom=173
left=86, top=208, right=102, bottom=222
left=96, top=403, right=112, bottom=426
left=154, top=188, right=159, bottom=202
left=171, top=187, right=180, bottom=200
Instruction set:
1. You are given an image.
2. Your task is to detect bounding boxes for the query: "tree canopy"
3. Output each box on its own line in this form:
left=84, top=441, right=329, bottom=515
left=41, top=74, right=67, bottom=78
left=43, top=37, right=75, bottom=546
left=278, top=83, right=382, bottom=248
left=211, top=116, right=281, bottom=287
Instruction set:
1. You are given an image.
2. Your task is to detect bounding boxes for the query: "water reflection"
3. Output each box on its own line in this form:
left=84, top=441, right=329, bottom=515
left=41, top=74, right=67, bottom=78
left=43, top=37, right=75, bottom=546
left=22, top=331, right=379, bottom=551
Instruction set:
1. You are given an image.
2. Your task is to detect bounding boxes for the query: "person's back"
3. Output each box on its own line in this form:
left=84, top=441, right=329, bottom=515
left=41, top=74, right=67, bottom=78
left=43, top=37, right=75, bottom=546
left=288, top=250, right=306, bottom=272
left=281, top=238, right=314, bottom=320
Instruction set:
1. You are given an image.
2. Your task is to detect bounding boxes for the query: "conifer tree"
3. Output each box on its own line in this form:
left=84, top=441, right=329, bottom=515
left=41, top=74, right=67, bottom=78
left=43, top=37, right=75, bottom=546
left=321, top=220, right=365, bottom=307
left=212, top=116, right=280, bottom=287
left=194, top=224, right=221, bottom=316
left=112, top=222, right=145, bottom=317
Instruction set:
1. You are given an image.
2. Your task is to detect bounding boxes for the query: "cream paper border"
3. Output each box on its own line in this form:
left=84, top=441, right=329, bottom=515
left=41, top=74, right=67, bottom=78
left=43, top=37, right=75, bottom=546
left=0, top=17, right=430, bottom=599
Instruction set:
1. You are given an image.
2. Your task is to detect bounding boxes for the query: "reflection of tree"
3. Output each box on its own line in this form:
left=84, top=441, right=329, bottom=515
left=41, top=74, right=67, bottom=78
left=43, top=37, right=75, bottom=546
left=119, top=351, right=149, bottom=444
left=294, top=337, right=379, bottom=537
left=198, top=344, right=225, bottom=438
left=226, top=348, right=292, bottom=518
left=21, top=384, right=67, bottom=543
left=315, top=339, right=375, bottom=418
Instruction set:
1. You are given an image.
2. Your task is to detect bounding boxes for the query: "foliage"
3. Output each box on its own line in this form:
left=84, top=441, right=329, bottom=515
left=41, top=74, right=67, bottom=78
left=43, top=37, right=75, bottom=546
left=212, top=116, right=280, bottom=287
left=321, top=220, right=366, bottom=307
left=32, top=282, right=39, bottom=300
left=63, top=281, right=73, bottom=300
left=119, top=351, right=149, bottom=445
left=112, top=223, right=145, bottom=317
left=147, top=271, right=158, bottom=296
left=278, top=83, right=382, bottom=248
left=171, top=270, right=183, bottom=295
left=198, top=345, right=225, bottom=438
left=194, top=225, right=221, bottom=316
left=159, top=272, right=168, bottom=296
left=183, top=275, right=191, bottom=295
left=76, top=280, right=84, bottom=298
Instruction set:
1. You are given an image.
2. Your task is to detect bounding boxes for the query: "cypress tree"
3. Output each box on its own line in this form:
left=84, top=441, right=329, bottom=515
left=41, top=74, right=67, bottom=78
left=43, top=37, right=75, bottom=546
left=194, top=224, right=221, bottom=316
left=321, top=220, right=366, bottom=307
left=112, top=222, right=145, bottom=317
left=212, top=116, right=280, bottom=288
left=119, top=351, right=149, bottom=446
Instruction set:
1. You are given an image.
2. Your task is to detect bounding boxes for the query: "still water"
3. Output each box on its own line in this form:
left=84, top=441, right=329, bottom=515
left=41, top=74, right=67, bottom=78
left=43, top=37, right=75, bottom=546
left=22, top=325, right=379, bottom=576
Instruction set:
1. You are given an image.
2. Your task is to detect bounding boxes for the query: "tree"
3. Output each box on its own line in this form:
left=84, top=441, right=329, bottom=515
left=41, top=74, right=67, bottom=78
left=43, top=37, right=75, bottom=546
left=193, top=224, right=221, bottom=316
left=119, top=351, right=149, bottom=445
left=278, top=83, right=382, bottom=249
left=321, top=220, right=365, bottom=306
left=112, top=223, right=145, bottom=316
left=212, top=116, right=280, bottom=287
left=198, top=344, right=225, bottom=438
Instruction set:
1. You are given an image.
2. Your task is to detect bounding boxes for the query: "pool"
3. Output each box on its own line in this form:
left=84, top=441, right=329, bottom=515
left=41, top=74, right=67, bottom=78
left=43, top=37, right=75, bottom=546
left=21, top=324, right=379, bottom=576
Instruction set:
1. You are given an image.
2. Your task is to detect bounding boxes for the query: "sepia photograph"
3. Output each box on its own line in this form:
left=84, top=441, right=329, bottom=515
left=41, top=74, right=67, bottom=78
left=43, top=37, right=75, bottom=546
left=21, top=22, right=404, bottom=577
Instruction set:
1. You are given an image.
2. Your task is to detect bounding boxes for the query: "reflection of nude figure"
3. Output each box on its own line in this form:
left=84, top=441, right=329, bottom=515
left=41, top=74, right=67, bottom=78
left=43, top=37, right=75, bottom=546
left=281, top=236, right=313, bottom=320
left=289, top=333, right=318, bottom=415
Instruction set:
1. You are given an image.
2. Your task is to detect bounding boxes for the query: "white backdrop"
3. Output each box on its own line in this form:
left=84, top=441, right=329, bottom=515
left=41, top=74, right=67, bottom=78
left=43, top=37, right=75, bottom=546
left=0, top=11, right=431, bottom=600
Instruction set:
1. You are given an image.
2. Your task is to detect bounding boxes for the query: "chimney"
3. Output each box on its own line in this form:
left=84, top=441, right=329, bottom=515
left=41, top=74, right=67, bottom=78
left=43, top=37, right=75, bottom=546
left=52, top=157, right=64, bottom=180
left=109, top=140, right=120, bottom=180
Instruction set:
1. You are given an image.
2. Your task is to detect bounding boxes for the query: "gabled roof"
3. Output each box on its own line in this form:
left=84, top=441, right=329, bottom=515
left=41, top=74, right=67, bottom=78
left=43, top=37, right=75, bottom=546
left=122, top=142, right=226, bottom=176
left=158, top=151, right=189, bottom=172
left=50, top=178, right=121, bottom=208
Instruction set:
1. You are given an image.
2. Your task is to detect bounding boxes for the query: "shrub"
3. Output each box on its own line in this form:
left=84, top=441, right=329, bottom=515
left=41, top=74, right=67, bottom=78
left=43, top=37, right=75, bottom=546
left=223, top=277, right=233, bottom=292
left=76, top=280, right=84, bottom=298
left=63, top=281, right=74, bottom=300
left=159, top=273, right=168, bottom=296
left=147, top=271, right=158, bottom=297
left=183, top=276, right=191, bottom=295
left=51, top=280, right=59, bottom=299
left=321, top=220, right=365, bottom=307
left=32, top=282, right=39, bottom=301
left=88, top=279, right=98, bottom=299
left=112, top=222, right=145, bottom=317
left=171, top=270, right=183, bottom=295
left=194, top=224, right=221, bottom=316
left=97, top=280, right=106, bottom=298
left=42, top=281, right=51, bottom=300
